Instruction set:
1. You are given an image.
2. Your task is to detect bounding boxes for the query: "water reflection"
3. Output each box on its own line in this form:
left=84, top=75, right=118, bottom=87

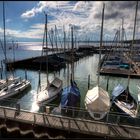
left=0, top=50, right=140, bottom=114
left=30, top=101, right=39, bottom=112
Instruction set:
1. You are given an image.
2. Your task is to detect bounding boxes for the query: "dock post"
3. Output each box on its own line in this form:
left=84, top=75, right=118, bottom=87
left=0, top=61, right=3, bottom=79
left=106, top=76, right=109, bottom=91
left=1, top=60, right=3, bottom=71
left=25, top=69, right=27, bottom=80
left=15, top=103, right=20, bottom=116
left=0, top=69, right=2, bottom=79
left=88, top=74, right=90, bottom=90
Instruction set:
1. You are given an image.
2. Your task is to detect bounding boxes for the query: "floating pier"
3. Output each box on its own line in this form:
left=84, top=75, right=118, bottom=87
left=5, top=47, right=97, bottom=71
left=5, top=45, right=117, bottom=72
left=100, top=51, right=140, bottom=78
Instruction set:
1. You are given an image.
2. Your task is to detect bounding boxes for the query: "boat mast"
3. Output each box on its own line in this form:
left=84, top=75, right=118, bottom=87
left=63, top=25, right=66, bottom=76
left=44, top=12, right=49, bottom=84
left=97, top=3, right=105, bottom=86
left=55, top=25, right=58, bottom=53
left=71, top=26, right=74, bottom=81
left=3, top=1, right=7, bottom=81
left=127, top=1, right=138, bottom=88
left=121, top=18, right=124, bottom=48
left=51, top=28, right=54, bottom=50
left=67, top=26, right=70, bottom=86
left=63, top=25, right=66, bottom=62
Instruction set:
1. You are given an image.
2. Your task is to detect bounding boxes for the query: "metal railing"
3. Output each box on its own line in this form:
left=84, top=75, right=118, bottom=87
left=0, top=97, right=140, bottom=128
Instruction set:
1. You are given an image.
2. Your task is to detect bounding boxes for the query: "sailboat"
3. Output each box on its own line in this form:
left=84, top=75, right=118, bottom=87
left=0, top=77, right=30, bottom=100
left=0, top=76, right=20, bottom=90
left=84, top=3, right=110, bottom=120
left=111, top=1, right=139, bottom=118
left=111, top=84, right=138, bottom=118
left=0, top=1, right=31, bottom=100
left=60, top=26, right=81, bottom=116
left=36, top=13, right=62, bottom=105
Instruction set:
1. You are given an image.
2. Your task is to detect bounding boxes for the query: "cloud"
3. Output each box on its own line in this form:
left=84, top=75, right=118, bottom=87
left=0, top=23, right=44, bottom=40
left=13, top=1, right=140, bottom=41
left=21, top=1, right=71, bottom=19
left=21, top=8, right=36, bottom=19
left=6, top=19, right=12, bottom=23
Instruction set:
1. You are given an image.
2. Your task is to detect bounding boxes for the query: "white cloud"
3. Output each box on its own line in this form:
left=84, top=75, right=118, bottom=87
left=6, top=19, right=12, bottom=23
left=21, top=1, right=71, bottom=19
left=13, top=1, right=140, bottom=41
left=0, top=23, right=44, bottom=40
left=21, top=8, right=36, bottom=19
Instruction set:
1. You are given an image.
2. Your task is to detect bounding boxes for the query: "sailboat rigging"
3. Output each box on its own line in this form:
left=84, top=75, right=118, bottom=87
left=60, top=26, right=81, bottom=116
left=84, top=3, right=110, bottom=120
left=0, top=1, right=31, bottom=100
left=36, top=12, right=62, bottom=105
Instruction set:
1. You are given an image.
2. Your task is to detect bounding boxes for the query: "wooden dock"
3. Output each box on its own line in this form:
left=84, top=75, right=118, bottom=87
left=100, top=67, right=140, bottom=78
left=0, top=105, right=140, bottom=138
left=99, top=52, right=140, bottom=78
left=5, top=46, right=112, bottom=72
left=5, top=50, right=83, bottom=71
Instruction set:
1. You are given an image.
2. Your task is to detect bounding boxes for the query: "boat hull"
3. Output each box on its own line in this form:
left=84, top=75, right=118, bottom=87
left=37, top=77, right=63, bottom=105
left=0, top=80, right=31, bottom=100
left=111, top=84, right=138, bottom=118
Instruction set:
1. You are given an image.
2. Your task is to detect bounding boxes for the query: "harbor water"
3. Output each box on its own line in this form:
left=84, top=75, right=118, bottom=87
left=0, top=42, right=140, bottom=115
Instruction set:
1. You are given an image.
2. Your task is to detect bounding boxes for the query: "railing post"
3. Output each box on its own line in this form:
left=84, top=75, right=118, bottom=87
left=72, top=107, right=75, bottom=117
left=34, top=113, right=36, bottom=125
left=106, top=113, right=110, bottom=136
left=43, top=113, right=46, bottom=126
left=116, top=115, right=120, bottom=124
left=3, top=108, right=6, bottom=121
left=106, top=112, right=109, bottom=123
left=68, top=119, right=70, bottom=134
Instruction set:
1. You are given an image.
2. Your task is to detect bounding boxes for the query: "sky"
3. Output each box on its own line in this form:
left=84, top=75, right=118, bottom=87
left=0, top=1, right=140, bottom=43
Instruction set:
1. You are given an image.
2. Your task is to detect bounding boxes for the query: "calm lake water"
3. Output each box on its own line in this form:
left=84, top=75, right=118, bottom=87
left=0, top=42, right=140, bottom=114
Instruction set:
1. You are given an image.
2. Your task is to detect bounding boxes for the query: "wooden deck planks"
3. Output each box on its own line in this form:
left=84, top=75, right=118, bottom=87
left=35, top=114, right=44, bottom=124
left=0, top=106, right=140, bottom=138
left=16, top=112, right=34, bottom=122
left=5, top=109, right=15, bottom=118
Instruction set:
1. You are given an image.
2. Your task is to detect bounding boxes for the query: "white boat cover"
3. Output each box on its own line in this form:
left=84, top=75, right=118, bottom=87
left=112, top=84, right=125, bottom=100
left=85, top=86, right=110, bottom=120
left=51, top=77, right=62, bottom=88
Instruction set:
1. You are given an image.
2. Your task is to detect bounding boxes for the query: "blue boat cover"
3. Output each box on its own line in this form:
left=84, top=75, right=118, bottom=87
left=61, top=80, right=80, bottom=108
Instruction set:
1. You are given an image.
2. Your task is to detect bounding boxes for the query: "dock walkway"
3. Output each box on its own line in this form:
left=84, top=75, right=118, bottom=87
left=0, top=105, right=140, bottom=138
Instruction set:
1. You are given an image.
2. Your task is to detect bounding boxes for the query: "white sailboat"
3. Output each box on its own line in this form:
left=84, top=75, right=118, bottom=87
left=85, top=3, right=110, bottom=120
left=0, top=76, right=20, bottom=90
left=0, top=1, right=31, bottom=100
left=37, top=77, right=62, bottom=104
left=85, top=86, right=110, bottom=120
left=0, top=77, right=30, bottom=100
left=36, top=13, right=62, bottom=105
